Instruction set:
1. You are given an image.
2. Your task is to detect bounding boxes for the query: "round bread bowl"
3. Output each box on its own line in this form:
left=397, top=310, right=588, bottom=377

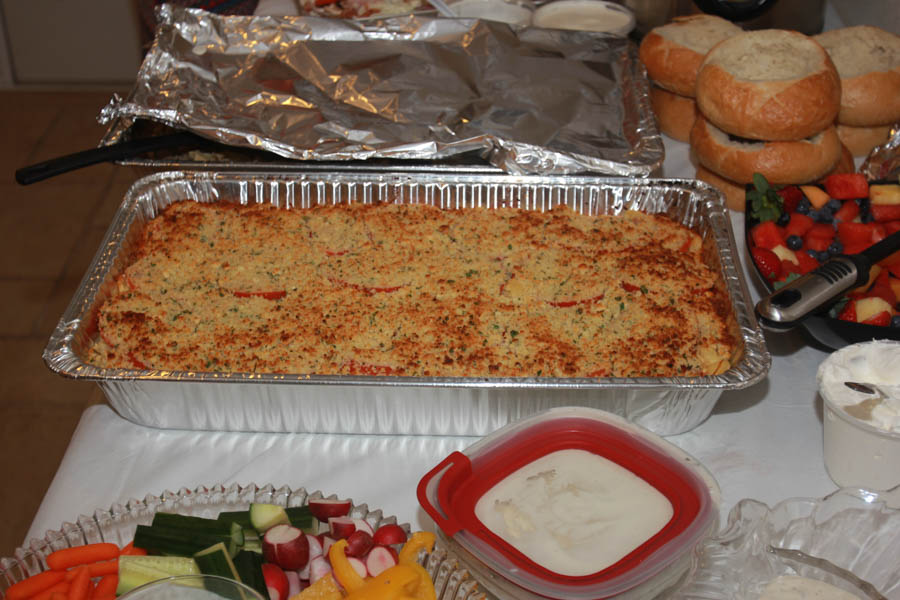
left=695, top=29, right=841, bottom=141
left=836, top=123, right=893, bottom=158
left=650, top=85, right=696, bottom=143
left=815, top=25, right=900, bottom=127
left=639, top=14, right=741, bottom=98
left=694, top=164, right=745, bottom=211
left=690, top=115, right=841, bottom=185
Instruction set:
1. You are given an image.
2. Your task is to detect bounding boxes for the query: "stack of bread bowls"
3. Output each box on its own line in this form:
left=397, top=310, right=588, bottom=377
left=641, top=20, right=900, bottom=211
left=814, top=26, right=900, bottom=158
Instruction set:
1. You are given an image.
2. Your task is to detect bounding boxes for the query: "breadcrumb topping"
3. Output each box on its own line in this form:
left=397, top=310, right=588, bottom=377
left=87, top=201, right=737, bottom=378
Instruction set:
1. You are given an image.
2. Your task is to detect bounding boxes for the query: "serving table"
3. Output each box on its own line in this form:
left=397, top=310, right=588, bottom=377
left=23, top=135, right=843, bottom=545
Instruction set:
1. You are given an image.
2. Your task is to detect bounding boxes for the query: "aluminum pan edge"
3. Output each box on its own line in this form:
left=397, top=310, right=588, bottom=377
left=42, top=171, right=770, bottom=435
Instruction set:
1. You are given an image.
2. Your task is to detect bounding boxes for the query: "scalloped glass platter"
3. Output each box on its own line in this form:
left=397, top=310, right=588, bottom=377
left=0, top=483, right=485, bottom=600
left=672, top=487, right=900, bottom=600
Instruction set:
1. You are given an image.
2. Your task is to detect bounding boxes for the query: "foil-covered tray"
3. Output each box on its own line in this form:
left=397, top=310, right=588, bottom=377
left=43, top=171, right=769, bottom=436
left=98, top=5, right=662, bottom=176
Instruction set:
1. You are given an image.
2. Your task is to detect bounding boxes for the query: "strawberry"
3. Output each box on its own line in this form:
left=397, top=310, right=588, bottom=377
left=777, top=185, right=804, bottom=214
left=750, top=220, right=784, bottom=250
left=751, top=247, right=782, bottom=281
left=824, top=173, right=868, bottom=200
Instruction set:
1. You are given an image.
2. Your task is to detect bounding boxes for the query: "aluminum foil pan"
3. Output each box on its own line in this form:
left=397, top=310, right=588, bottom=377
left=860, top=123, right=900, bottom=182
left=98, top=5, right=662, bottom=176
left=43, top=171, right=769, bottom=436
left=0, top=483, right=485, bottom=600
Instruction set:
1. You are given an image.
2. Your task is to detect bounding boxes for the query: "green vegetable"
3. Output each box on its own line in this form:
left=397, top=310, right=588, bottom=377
left=132, top=523, right=242, bottom=557
left=116, top=555, right=201, bottom=595
left=153, top=513, right=245, bottom=546
left=193, top=543, right=242, bottom=580
left=747, top=173, right=783, bottom=223
left=284, top=505, right=317, bottom=534
left=248, top=503, right=289, bottom=533
left=232, top=551, right=268, bottom=599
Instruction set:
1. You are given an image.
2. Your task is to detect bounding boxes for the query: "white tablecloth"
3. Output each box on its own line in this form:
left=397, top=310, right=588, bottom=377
left=24, top=134, right=843, bottom=544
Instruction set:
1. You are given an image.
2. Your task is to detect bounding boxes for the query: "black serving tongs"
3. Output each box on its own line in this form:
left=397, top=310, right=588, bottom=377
left=756, top=228, right=900, bottom=331
left=15, top=131, right=206, bottom=185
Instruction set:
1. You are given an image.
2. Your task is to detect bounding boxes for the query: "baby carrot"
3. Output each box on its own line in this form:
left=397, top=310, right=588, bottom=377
left=31, top=581, right=70, bottom=600
left=68, top=567, right=91, bottom=600
left=92, top=575, right=117, bottom=599
left=5, top=570, right=67, bottom=600
left=119, top=542, right=147, bottom=557
left=47, top=544, right=120, bottom=571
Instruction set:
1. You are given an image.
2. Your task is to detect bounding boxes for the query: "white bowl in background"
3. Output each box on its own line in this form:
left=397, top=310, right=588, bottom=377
left=450, top=0, right=533, bottom=25
left=531, top=0, right=635, bottom=34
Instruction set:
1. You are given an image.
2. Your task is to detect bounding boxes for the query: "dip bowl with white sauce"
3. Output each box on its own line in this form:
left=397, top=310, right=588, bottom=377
left=417, top=406, right=720, bottom=599
left=531, top=0, right=635, bottom=35
left=817, top=340, right=900, bottom=491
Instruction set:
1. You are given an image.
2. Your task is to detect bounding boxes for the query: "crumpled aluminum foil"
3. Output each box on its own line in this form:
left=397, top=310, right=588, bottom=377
left=99, top=5, right=663, bottom=176
left=861, top=124, right=900, bottom=182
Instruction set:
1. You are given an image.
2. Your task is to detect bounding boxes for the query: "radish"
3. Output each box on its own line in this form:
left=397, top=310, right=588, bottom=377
left=344, top=530, right=374, bottom=558
left=308, top=556, right=332, bottom=584
left=298, top=534, right=323, bottom=580
left=320, top=535, right=337, bottom=556
left=372, top=523, right=407, bottom=546
left=365, top=546, right=398, bottom=577
left=263, top=523, right=310, bottom=570
left=261, top=563, right=289, bottom=600
left=308, top=498, right=352, bottom=521
left=285, top=570, right=301, bottom=599
left=328, top=516, right=357, bottom=539
left=352, top=518, right=374, bottom=536
left=348, top=557, right=367, bottom=579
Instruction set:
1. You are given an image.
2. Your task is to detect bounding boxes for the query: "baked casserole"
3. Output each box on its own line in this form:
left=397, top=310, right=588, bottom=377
left=87, top=200, right=738, bottom=378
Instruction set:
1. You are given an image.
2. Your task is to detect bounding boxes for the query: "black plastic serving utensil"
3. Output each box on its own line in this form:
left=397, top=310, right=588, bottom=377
left=756, top=228, right=900, bottom=331
left=15, top=131, right=205, bottom=185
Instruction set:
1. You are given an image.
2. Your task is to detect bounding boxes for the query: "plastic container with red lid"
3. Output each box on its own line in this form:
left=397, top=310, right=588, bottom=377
left=417, top=406, right=720, bottom=599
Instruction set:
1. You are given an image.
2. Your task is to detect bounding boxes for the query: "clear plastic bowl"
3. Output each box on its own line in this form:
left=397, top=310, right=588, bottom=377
left=417, top=407, right=720, bottom=599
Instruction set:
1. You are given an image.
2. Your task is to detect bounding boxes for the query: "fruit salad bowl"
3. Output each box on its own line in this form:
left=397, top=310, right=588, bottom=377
left=744, top=173, right=900, bottom=349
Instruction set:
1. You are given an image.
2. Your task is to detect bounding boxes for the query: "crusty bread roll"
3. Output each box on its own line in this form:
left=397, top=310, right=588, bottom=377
left=815, top=26, right=900, bottom=127
left=695, top=29, right=841, bottom=141
left=826, top=143, right=856, bottom=177
left=836, top=123, right=892, bottom=157
left=638, top=14, right=742, bottom=98
left=695, top=164, right=746, bottom=211
left=690, top=115, right=842, bottom=185
left=649, top=85, right=696, bottom=142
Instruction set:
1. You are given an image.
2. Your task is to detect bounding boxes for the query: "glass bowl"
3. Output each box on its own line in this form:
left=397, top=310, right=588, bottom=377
left=118, top=575, right=265, bottom=600
left=671, top=486, right=900, bottom=599
left=0, top=482, right=485, bottom=600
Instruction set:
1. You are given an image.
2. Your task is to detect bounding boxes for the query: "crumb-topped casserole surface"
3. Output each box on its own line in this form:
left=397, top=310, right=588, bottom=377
left=87, top=200, right=738, bottom=377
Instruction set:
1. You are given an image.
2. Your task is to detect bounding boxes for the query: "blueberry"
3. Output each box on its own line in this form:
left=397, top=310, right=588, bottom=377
left=892, top=315, right=900, bottom=329
left=786, top=235, right=803, bottom=250
left=826, top=198, right=842, bottom=212
left=777, top=211, right=791, bottom=226
left=816, top=207, right=835, bottom=224
left=806, top=249, right=818, bottom=258
left=807, top=208, right=820, bottom=221
left=817, top=250, right=831, bottom=263
left=827, top=240, right=844, bottom=255
left=796, top=198, right=812, bottom=214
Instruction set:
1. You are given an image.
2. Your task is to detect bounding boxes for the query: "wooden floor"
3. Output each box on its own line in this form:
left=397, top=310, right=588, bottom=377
left=0, top=89, right=135, bottom=558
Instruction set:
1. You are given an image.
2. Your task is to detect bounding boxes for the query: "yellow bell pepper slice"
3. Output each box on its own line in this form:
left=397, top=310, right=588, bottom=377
left=345, top=564, right=420, bottom=600
left=328, top=539, right=366, bottom=592
left=397, top=531, right=436, bottom=566
left=403, top=563, right=437, bottom=600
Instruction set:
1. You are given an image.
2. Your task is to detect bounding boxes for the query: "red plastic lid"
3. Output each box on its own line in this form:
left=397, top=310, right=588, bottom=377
left=417, top=408, right=716, bottom=598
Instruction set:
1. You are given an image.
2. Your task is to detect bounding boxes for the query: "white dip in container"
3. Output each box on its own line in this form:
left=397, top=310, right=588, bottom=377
left=531, top=0, right=635, bottom=34
left=817, top=340, right=900, bottom=490
left=473, top=448, right=673, bottom=576
left=759, top=575, right=862, bottom=600
left=450, top=0, right=533, bottom=25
